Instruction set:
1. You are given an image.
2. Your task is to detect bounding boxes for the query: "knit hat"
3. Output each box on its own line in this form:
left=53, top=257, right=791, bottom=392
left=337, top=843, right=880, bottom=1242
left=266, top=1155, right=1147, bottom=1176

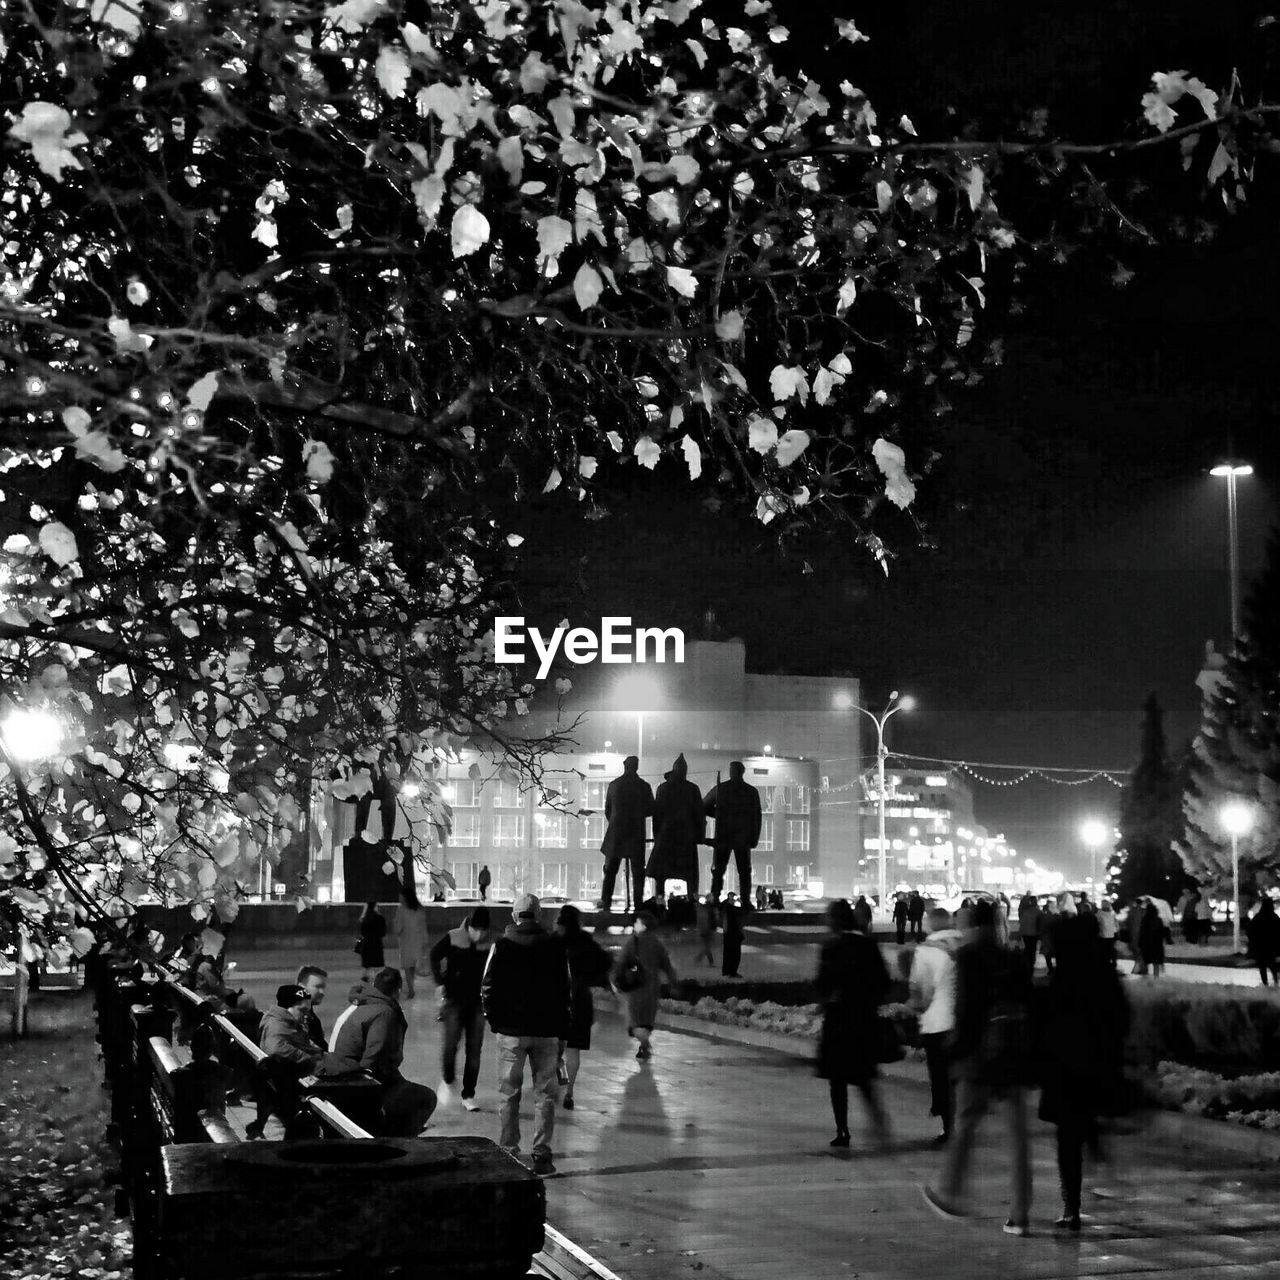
left=513, top=892, right=540, bottom=918
left=276, top=983, right=308, bottom=1009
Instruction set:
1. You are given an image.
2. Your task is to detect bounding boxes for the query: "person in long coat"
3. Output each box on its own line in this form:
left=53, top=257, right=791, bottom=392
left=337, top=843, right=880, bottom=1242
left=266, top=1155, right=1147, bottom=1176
left=357, top=901, right=387, bottom=979
left=815, top=899, right=891, bottom=1148
left=1137, top=901, right=1166, bottom=976
left=1246, top=897, right=1280, bottom=986
left=599, top=755, right=655, bottom=913
left=555, top=905, right=614, bottom=1107
left=1037, top=913, right=1129, bottom=1230
left=394, top=886, right=429, bottom=998
left=646, top=754, right=705, bottom=902
left=613, top=911, right=678, bottom=1059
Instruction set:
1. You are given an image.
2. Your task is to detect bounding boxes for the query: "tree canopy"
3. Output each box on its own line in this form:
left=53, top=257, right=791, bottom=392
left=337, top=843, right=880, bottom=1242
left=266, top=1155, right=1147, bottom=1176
left=1, top=0, right=1274, bottom=951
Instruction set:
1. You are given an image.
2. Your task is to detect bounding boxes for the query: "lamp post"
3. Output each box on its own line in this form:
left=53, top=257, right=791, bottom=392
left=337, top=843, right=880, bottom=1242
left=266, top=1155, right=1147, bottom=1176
left=614, top=673, right=660, bottom=761
left=1081, top=819, right=1109, bottom=897
left=1210, top=461, right=1253, bottom=643
left=853, top=691, right=915, bottom=917
left=1220, top=799, right=1254, bottom=954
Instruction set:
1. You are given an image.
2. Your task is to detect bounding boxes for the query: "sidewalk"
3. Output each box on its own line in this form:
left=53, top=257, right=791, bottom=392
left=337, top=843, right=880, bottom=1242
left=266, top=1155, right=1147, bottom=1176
left=235, top=951, right=1280, bottom=1280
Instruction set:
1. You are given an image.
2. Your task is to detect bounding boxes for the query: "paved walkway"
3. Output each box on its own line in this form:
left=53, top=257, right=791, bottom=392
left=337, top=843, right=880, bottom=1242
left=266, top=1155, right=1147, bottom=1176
left=233, top=949, right=1280, bottom=1280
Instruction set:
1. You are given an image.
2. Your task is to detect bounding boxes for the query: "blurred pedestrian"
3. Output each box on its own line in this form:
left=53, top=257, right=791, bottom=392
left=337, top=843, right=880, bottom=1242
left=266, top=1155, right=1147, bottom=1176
left=1040, top=899, right=1059, bottom=974
left=394, top=884, right=429, bottom=998
left=815, top=899, right=891, bottom=1149
left=695, top=895, right=717, bottom=966
left=478, top=864, right=491, bottom=901
left=1017, top=892, right=1041, bottom=979
left=430, top=906, right=491, bottom=1110
left=480, top=893, right=572, bottom=1176
left=555, top=904, right=613, bottom=1109
left=993, top=898, right=1011, bottom=948
left=613, top=910, right=678, bottom=1059
left=1246, top=897, right=1280, bottom=986
left=356, top=901, right=387, bottom=980
left=1096, top=900, right=1118, bottom=966
left=721, top=893, right=745, bottom=977
left=1038, top=913, right=1128, bottom=1230
left=893, top=893, right=909, bottom=946
left=1195, top=893, right=1214, bottom=944
left=923, top=899, right=1034, bottom=1237
left=1138, top=901, right=1166, bottom=977
left=851, top=895, right=873, bottom=935
left=1181, top=893, right=1200, bottom=945
left=909, top=906, right=962, bottom=1143
left=907, top=891, right=926, bottom=940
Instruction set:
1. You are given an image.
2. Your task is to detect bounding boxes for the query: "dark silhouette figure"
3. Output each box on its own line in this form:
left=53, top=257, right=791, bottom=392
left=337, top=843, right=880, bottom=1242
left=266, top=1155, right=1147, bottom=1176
left=356, top=901, right=387, bottom=978
left=646, top=754, right=705, bottom=901
left=477, top=865, right=491, bottom=901
left=705, top=762, right=763, bottom=904
left=1247, top=898, right=1280, bottom=986
left=599, top=755, right=655, bottom=912
left=721, top=894, right=745, bottom=977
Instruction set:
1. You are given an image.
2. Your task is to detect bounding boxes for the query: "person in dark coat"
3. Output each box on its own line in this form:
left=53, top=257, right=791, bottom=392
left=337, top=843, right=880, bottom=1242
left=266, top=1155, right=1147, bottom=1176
left=1246, top=897, right=1280, bottom=986
left=721, top=893, right=745, bottom=977
left=357, top=901, right=387, bottom=978
left=599, top=755, right=655, bottom=913
left=429, top=907, right=491, bottom=1109
left=892, top=894, right=909, bottom=946
left=925, top=899, right=1034, bottom=1236
left=814, top=899, right=891, bottom=1148
left=1138, top=901, right=1166, bottom=976
left=1017, top=892, right=1042, bottom=978
left=705, top=761, right=762, bottom=905
left=1037, top=912, right=1128, bottom=1230
left=477, top=865, right=491, bottom=900
left=907, top=891, right=926, bottom=940
left=555, top=905, right=613, bottom=1108
left=646, top=754, right=705, bottom=902
left=851, top=895, right=873, bottom=935
left=613, top=911, right=678, bottom=1059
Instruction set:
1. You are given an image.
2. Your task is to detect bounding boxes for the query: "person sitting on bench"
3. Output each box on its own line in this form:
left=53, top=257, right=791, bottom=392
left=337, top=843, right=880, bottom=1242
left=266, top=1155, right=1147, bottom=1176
left=247, top=984, right=324, bottom=1140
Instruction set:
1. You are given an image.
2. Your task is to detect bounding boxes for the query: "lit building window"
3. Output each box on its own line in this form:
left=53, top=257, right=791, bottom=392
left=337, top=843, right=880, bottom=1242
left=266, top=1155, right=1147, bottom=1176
left=762, top=864, right=775, bottom=885
left=760, top=786, right=775, bottom=814
left=786, top=819, right=810, bottom=852
left=449, top=812, right=480, bottom=846
left=540, top=863, right=569, bottom=896
left=584, top=780, right=608, bottom=810
left=448, top=861, right=479, bottom=892
left=758, top=816, right=774, bottom=851
left=491, top=779, right=522, bottom=808
left=535, top=811, right=568, bottom=848
left=447, top=778, right=481, bottom=807
left=580, top=813, right=606, bottom=848
left=493, top=814, right=525, bottom=846
left=925, top=775, right=949, bottom=787
left=539, top=775, right=573, bottom=808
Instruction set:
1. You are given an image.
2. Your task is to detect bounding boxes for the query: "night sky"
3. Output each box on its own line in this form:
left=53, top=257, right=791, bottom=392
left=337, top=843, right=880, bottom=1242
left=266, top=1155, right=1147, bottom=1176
left=514, top=1, right=1280, bottom=878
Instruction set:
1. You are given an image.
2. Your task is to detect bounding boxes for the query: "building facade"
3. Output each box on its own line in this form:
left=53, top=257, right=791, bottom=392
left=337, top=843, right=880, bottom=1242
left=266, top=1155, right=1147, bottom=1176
left=316, top=640, right=865, bottom=903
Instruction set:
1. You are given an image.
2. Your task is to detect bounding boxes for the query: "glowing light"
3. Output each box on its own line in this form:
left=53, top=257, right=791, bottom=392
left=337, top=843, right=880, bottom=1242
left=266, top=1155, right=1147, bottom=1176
left=163, top=742, right=200, bottom=772
left=1080, top=819, right=1109, bottom=848
left=614, top=672, right=660, bottom=711
left=1, top=708, right=64, bottom=762
left=832, top=690, right=853, bottom=710
left=24, top=376, right=46, bottom=397
left=401, top=783, right=420, bottom=798
left=1221, top=800, right=1254, bottom=836
left=897, top=694, right=917, bottom=712
left=1210, top=463, right=1253, bottom=477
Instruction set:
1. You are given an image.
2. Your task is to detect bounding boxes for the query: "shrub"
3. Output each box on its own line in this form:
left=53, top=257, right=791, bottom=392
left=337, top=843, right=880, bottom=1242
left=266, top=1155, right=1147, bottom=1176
left=1124, top=982, right=1280, bottom=1069
left=1143, top=1060, right=1280, bottom=1126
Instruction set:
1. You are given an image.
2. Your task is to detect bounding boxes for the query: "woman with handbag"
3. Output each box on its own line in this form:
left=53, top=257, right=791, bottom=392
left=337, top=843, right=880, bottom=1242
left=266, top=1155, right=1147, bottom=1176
left=356, top=901, right=387, bottom=980
left=815, top=899, right=892, bottom=1149
left=613, top=910, right=677, bottom=1060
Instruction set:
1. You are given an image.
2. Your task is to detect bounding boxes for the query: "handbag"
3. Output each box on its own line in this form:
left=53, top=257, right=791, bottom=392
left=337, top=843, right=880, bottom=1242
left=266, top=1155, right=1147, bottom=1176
left=875, top=1012, right=905, bottom=1063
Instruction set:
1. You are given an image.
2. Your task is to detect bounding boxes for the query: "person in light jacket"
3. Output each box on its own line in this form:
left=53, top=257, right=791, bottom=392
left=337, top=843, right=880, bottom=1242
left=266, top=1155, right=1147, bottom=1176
left=394, top=885, right=429, bottom=998
left=909, top=907, right=962, bottom=1143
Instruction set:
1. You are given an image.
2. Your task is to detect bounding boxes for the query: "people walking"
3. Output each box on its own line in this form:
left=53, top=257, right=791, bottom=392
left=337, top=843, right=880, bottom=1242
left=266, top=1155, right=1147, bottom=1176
left=1246, top=897, right=1280, bottom=986
left=923, top=898, right=1034, bottom=1237
left=394, top=885, right=429, bottom=998
left=478, top=865, right=491, bottom=901
left=892, top=894, right=909, bottom=946
left=480, top=894, right=572, bottom=1176
left=613, top=910, right=678, bottom=1059
left=907, top=891, right=926, bottom=940
left=815, top=900, right=891, bottom=1149
left=1017, top=892, right=1041, bottom=978
left=1038, top=911, right=1128, bottom=1230
left=555, top=905, right=613, bottom=1109
left=851, top=895, right=873, bottom=935
left=356, top=901, right=387, bottom=980
left=721, top=893, right=745, bottom=978
left=695, top=895, right=718, bottom=966
left=429, top=906, right=491, bottom=1111
left=1138, top=900, right=1166, bottom=976
left=705, top=761, right=762, bottom=905
left=1096, top=899, right=1118, bottom=966
left=909, top=907, right=962, bottom=1144
left=646, top=754, right=705, bottom=903
left=1039, top=899, right=1059, bottom=975
left=1181, top=892, right=1201, bottom=946
left=599, top=755, right=655, bottom=914
left=1195, top=893, right=1214, bottom=943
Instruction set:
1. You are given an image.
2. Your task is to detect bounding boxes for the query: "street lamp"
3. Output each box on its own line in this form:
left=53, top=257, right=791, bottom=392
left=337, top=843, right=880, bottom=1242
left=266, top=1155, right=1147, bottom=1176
left=1210, top=461, right=1253, bottom=643
left=0, top=707, right=64, bottom=763
left=851, top=691, right=915, bottom=917
left=1080, top=819, right=1109, bottom=894
left=1220, top=799, right=1254, bottom=954
left=613, top=672, right=661, bottom=761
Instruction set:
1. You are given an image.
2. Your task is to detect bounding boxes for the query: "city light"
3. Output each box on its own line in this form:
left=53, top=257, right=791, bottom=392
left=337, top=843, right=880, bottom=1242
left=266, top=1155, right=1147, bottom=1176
left=0, top=707, right=63, bottom=762
left=1080, top=819, right=1109, bottom=847
left=1209, top=463, right=1254, bottom=477
left=1220, top=799, right=1255, bottom=954
left=832, top=690, right=854, bottom=710
left=1220, top=800, right=1254, bottom=835
left=400, top=783, right=420, bottom=798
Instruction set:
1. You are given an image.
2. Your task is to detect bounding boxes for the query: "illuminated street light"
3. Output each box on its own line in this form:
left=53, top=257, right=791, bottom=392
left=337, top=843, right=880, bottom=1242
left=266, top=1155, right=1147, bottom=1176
left=832, top=690, right=854, bottom=710
left=1220, top=799, right=1255, bottom=953
left=0, top=707, right=64, bottom=763
left=614, top=672, right=661, bottom=761
left=1210, top=461, right=1254, bottom=643
left=1081, top=818, right=1110, bottom=893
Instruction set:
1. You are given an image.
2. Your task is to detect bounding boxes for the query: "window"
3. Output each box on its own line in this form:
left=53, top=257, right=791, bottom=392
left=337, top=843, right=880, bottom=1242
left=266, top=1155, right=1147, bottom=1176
left=578, top=866, right=600, bottom=897
left=584, top=780, right=609, bottom=810
left=538, top=775, right=573, bottom=809
left=580, top=813, right=606, bottom=849
left=535, top=811, right=568, bottom=848
left=492, top=779, right=522, bottom=808
left=781, top=784, right=810, bottom=814
left=760, top=786, right=775, bottom=814
left=762, top=864, right=774, bottom=885
left=449, top=812, right=480, bottom=847
left=448, top=861, right=478, bottom=893
left=757, top=816, right=774, bottom=852
left=540, top=863, right=569, bottom=896
left=446, top=778, right=480, bottom=808
left=493, top=814, right=525, bottom=846
left=787, top=863, right=810, bottom=885
left=786, top=819, right=810, bottom=852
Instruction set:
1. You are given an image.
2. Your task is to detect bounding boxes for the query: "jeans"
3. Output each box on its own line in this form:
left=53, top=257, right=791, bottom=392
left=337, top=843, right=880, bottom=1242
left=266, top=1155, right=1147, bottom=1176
left=496, top=1034, right=559, bottom=1159
left=442, top=1001, right=486, bottom=1097
left=921, top=1033, right=953, bottom=1135
left=710, top=844, right=752, bottom=903
left=940, top=1078, right=1031, bottom=1225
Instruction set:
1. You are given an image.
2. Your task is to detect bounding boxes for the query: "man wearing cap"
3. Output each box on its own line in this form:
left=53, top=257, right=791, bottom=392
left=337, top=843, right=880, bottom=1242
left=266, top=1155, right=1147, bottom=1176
left=248, top=984, right=324, bottom=1139
left=599, top=755, right=654, bottom=913
left=480, top=894, right=573, bottom=1176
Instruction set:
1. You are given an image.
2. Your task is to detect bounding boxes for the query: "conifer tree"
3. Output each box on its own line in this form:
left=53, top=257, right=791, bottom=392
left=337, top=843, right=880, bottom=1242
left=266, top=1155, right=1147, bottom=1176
left=1114, top=693, right=1185, bottom=904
